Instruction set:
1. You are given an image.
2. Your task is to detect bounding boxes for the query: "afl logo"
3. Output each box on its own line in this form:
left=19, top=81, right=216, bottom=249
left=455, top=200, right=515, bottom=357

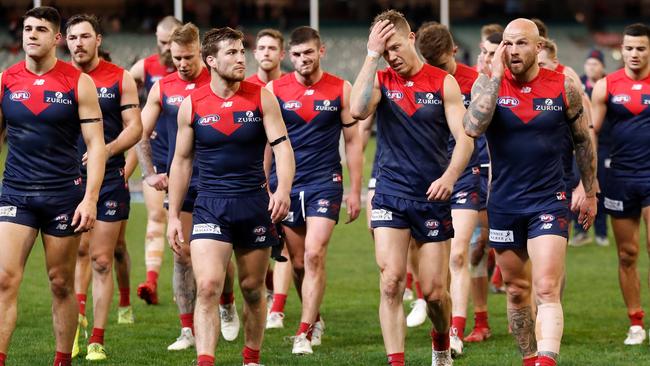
left=253, top=226, right=267, bottom=235
left=167, top=95, right=184, bottom=106
left=386, top=90, right=403, bottom=100
left=497, top=96, right=519, bottom=108
left=611, top=94, right=631, bottom=104
left=9, top=90, right=30, bottom=101
left=425, top=219, right=439, bottom=229
left=283, top=100, right=302, bottom=111
left=104, top=200, right=118, bottom=209
left=539, top=214, right=555, bottom=223
left=198, top=114, right=221, bottom=125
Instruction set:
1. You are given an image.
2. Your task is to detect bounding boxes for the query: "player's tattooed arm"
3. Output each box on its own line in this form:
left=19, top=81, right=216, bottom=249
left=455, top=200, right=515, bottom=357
left=462, top=73, right=502, bottom=137
left=135, top=81, right=162, bottom=179
left=565, top=77, right=598, bottom=196
left=350, top=19, right=393, bottom=120
left=508, top=306, right=537, bottom=358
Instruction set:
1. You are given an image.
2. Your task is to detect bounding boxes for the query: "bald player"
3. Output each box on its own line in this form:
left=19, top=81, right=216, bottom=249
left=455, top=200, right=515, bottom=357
left=130, top=16, right=181, bottom=304
left=416, top=21, right=480, bottom=357
left=464, top=18, right=597, bottom=366
left=352, top=10, right=473, bottom=366
left=591, top=23, right=650, bottom=346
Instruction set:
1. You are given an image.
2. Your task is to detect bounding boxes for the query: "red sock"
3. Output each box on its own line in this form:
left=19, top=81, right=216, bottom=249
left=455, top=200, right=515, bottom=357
left=451, top=316, right=466, bottom=339
left=265, top=269, right=274, bottom=292
left=180, top=313, right=194, bottom=332
left=415, top=281, right=424, bottom=299
left=297, top=322, right=312, bottom=340
left=242, top=346, right=260, bottom=364
left=475, top=311, right=489, bottom=329
left=270, top=293, right=287, bottom=313
left=88, top=328, right=104, bottom=345
left=220, top=292, right=234, bottom=305
left=146, top=270, right=159, bottom=286
left=76, top=294, right=87, bottom=316
left=522, top=356, right=537, bottom=366
left=430, top=330, right=450, bottom=351
left=53, top=351, right=71, bottom=366
left=197, top=354, right=215, bottom=366
left=405, top=272, right=413, bottom=290
left=629, top=310, right=645, bottom=327
left=535, top=355, right=556, bottom=366
left=387, top=352, right=405, bottom=366
left=119, top=287, right=130, bottom=307
left=0, top=352, right=6, bottom=366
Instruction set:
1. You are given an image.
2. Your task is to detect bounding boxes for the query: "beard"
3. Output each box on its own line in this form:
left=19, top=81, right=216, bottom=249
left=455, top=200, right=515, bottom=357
left=159, top=49, right=173, bottom=68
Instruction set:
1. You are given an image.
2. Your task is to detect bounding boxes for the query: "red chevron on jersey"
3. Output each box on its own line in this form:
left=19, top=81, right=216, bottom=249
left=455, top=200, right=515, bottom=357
left=191, top=81, right=261, bottom=136
left=144, top=54, right=175, bottom=92
left=377, top=63, right=446, bottom=118
left=606, top=69, right=650, bottom=116
left=272, top=72, right=343, bottom=124
left=89, top=60, right=123, bottom=91
left=1, top=60, right=80, bottom=116
left=497, top=68, right=566, bottom=124
left=159, top=68, right=210, bottom=108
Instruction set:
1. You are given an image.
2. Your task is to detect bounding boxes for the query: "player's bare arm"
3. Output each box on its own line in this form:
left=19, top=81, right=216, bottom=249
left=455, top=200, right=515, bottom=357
left=129, top=58, right=145, bottom=87
left=75, top=73, right=106, bottom=232
left=590, top=78, right=608, bottom=138
left=124, top=147, right=138, bottom=179
left=166, top=96, right=194, bottom=253
left=565, top=76, right=598, bottom=228
left=359, top=112, right=375, bottom=151
left=261, top=87, right=295, bottom=223
left=427, top=75, right=474, bottom=201
left=135, top=80, right=166, bottom=190
left=350, top=20, right=394, bottom=120
left=463, top=42, right=506, bottom=137
left=340, top=81, right=363, bottom=222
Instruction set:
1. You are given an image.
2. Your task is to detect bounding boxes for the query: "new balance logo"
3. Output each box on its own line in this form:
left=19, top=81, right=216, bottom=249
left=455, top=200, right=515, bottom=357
left=33, top=79, right=45, bottom=86
left=304, top=89, right=314, bottom=96
left=186, top=83, right=196, bottom=90
left=221, top=101, right=233, bottom=108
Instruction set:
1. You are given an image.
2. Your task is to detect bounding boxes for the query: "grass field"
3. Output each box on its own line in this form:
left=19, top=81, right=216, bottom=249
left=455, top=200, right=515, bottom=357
left=5, top=138, right=650, bottom=365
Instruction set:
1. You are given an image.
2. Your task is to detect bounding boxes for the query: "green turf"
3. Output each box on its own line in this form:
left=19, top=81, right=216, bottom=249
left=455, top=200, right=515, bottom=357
left=5, top=138, right=650, bottom=365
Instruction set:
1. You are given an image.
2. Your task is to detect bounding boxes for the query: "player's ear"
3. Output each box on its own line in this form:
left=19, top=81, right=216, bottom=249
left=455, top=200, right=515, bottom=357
left=55, top=32, right=62, bottom=42
left=97, top=34, right=103, bottom=47
left=205, top=54, right=217, bottom=69
left=319, top=44, right=326, bottom=58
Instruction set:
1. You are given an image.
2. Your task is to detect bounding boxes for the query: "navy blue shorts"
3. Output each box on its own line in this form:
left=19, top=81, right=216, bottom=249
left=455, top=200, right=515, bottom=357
left=0, top=189, right=83, bottom=236
left=282, top=188, right=343, bottom=227
left=164, top=185, right=198, bottom=213
left=604, top=173, right=650, bottom=218
left=479, top=166, right=489, bottom=210
left=370, top=193, right=454, bottom=243
left=451, top=166, right=481, bottom=211
left=96, top=180, right=130, bottom=222
left=191, top=193, right=279, bottom=248
left=487, top=206, right=569, bottom=250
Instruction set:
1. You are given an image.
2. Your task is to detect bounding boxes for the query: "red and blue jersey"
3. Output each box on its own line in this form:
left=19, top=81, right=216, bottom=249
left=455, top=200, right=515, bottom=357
left=375, top=64, right=451, bottom=201
left=270, top=72, right=345, bottom=191
left=159, top=68, right=210, bottom=187
left=79, top=60, right=126, bottom=184
left=487, top=68, right=569, bottom=213
left=143, top=54, right=175, bottom=94
left=605, top=69, right=650, bottom=178
left=1, top=60, right=85, bottom=195
left=450, top=63, right=479, bottom=168
left=190, top=81, right=267, bottom=196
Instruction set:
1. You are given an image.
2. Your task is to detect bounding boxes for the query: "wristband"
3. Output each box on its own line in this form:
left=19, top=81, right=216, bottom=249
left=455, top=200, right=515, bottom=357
left=367, top=49, right=380, bottom=59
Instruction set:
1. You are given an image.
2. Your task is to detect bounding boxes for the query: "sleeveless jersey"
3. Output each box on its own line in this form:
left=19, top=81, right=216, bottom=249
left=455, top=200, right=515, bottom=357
left=190, top=81, right=267, bottom=196
left=449, top=63, right=479, bottom=168
left=159, top=68, right=210, bottom=186
left=1, top=60, right=84, bottom=195
left=245, top=74, right=266, bottom=87
left=79, top=60, right=126, bottom=184
left=143, top=54, right=175, bottom=93
left=605, top=68, right=650, bottom=178
left=375, top=63, right=451, bottom=201
left=270, top=72, right=345, bottom=190
left=487, top=68, right=570, bottom=213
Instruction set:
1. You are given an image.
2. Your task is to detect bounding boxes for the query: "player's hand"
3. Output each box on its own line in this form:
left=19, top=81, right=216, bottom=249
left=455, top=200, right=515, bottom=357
left=145, top=173, right=168, bottom=191
left=167, top=216, right=185, bottom=255
left=367, top=19, right=395, bottom=56
left=426, top=174, right=455, bottom=201
left=72, top=198, right=97, bottom=233
left=571, top=182, right=586, bottom=213
left=577, top=195, right=597, bottom=230
left=491, top=42, right=507, bottom=79
left=344, top=192, right=361, bottom=224
left=269, top=190, right=290, bottom=224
